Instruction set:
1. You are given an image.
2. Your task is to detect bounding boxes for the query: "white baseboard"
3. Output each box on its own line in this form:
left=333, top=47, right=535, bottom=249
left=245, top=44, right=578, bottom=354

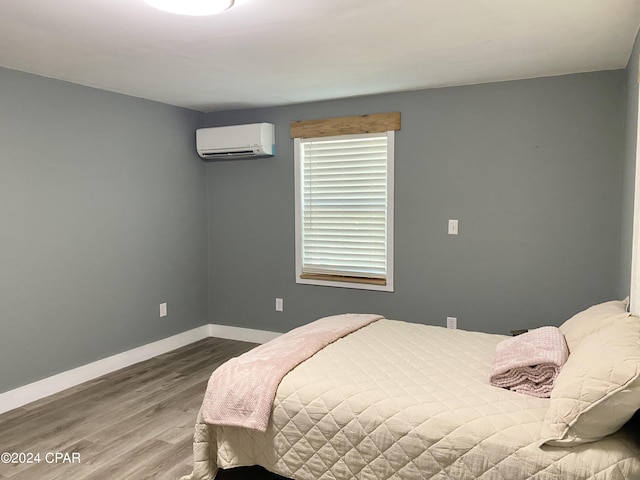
left=208, top=323, right=281, bottom=344
left=0, top=323, right=280, bottom=416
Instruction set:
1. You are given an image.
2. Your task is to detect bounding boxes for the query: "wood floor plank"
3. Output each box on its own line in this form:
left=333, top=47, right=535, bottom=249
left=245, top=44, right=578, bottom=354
left=124, top=435, right=194, bottom=480
left=0, top=337, right=259, bottom=480
left=81, top=439, right=173, bottom=480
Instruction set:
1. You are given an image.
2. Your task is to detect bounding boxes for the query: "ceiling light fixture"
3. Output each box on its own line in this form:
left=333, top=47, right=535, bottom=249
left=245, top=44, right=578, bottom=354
left=144, top=0, right=233, bottom=16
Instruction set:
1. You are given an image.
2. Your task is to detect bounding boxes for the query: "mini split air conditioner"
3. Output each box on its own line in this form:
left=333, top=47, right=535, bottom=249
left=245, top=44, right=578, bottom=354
left=196, top=123, right=275, bottom=160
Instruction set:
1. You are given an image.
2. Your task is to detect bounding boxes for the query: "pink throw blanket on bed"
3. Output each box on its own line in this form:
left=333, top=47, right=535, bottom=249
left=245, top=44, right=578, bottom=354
left=201, top=313, right=383, bottom=432
left=490, top=326, right=568, bottom=398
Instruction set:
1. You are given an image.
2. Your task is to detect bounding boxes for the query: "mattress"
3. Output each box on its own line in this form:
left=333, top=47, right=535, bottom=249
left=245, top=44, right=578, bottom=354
left=184, top=319, right=640, bottom=479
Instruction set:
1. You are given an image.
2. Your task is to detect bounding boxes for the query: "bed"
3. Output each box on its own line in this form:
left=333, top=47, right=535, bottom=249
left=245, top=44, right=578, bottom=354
left=182, top=300, right=640, bottom=480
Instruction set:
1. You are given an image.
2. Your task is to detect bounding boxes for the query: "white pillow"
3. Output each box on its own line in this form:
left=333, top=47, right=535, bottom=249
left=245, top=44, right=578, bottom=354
left=541, top=315, right=640, bottom=446
left=559, top=298, right=629, bottom=353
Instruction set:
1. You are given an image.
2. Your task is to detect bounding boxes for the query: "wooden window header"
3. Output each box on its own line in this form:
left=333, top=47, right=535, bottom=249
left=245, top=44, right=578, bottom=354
left=290, top=112, right=400, bottom=139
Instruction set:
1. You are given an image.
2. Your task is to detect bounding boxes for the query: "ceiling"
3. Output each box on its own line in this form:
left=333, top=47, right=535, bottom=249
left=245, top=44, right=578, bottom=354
left=1, top=0, right=639, bottom=113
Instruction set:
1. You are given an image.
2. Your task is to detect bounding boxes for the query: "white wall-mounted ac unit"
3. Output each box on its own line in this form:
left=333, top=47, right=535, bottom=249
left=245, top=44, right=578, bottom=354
left=196, top=123, right=275, bottom=160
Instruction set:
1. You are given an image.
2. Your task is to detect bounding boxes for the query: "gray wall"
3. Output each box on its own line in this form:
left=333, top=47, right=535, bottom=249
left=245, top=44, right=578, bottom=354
left=619, top=30, right=640, bottom=299
left=0, top=67, right=208, bottom=393
left=0, top=64, right=630, bottom=394
left=205, top=71, right=626, bottom=335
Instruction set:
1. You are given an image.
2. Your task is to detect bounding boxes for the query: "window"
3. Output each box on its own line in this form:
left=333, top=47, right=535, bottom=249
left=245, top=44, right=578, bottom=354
left=292, top=114, right=397, bottom=292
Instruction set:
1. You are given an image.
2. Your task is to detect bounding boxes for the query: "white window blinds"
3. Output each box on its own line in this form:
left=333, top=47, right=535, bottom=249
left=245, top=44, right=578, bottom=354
left=298, top=132, right=392, bottom=285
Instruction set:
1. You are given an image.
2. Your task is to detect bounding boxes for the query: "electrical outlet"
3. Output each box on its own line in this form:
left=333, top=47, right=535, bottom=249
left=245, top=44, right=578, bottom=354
left=275, top=298, right=283, bottom=312
left=160, top=302, right=167, bottom=318
left=447, top=316, right=457, bottom=329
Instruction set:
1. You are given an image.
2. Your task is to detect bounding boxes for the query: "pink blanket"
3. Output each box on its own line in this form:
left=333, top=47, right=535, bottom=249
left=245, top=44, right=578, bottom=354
left=490, top=326, right=568, bottom=398
left=201, top=313, right=383, bottom=432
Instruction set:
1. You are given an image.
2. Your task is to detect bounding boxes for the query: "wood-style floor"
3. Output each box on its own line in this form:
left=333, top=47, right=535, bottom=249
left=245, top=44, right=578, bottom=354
left=0, top=337, right=268, bottom=480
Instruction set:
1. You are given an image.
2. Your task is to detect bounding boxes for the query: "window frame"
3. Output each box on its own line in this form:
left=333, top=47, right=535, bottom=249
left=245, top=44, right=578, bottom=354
left=630, top=71, right=640, bottom=314
left=294, top=130, right=395, bottom=292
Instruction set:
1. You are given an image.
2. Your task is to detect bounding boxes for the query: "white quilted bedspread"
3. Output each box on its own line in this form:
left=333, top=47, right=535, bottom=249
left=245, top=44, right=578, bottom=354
left=185, top=320, right=640, bottom=480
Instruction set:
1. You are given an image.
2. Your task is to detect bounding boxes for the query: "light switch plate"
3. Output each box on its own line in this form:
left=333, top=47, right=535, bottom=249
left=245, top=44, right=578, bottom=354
left=448, top=219, right=459, bottom=235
